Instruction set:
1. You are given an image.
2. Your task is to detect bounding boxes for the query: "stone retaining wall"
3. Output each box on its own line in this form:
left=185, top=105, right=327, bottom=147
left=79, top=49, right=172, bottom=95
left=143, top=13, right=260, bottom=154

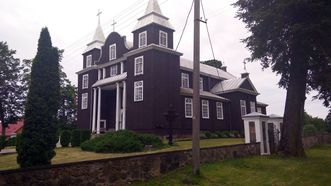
left=0, top=143, right=260, bottom=186
left=302, top=133, right=331, bottom=149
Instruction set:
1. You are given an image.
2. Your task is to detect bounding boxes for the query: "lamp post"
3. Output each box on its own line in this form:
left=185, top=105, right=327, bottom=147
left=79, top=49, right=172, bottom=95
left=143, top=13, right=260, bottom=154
left=163, top=104, right=178, bottom=145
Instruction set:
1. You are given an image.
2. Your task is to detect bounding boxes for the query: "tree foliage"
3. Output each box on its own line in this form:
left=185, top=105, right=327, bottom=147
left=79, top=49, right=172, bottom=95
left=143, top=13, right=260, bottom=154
left=234, top=0, right=331, bottom=157
left=326, top=111, right=331, bottom=133
left=201, top=59, right=223, bottom=69
left=0, top=42, right=25, bottom=138
left=304, top=112, right=326, bottom=132
left=17, top=28, right=60, bottom=167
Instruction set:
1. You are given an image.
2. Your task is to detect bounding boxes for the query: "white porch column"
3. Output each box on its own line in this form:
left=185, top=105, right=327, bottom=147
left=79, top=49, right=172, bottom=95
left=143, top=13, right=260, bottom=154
left=120, top=62, right=124, bottom=74
left=103, top=68, right=106, bottom=79
left=115, top=82, right=120, bottom=131
left=122, top=81, right=127, bottom=130
left=92, top=88, right=97, bottom=132
left=97, top=87, right=101, bottom=134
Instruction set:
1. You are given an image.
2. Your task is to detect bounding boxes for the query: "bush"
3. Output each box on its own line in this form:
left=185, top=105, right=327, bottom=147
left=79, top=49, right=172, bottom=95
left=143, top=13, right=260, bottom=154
left=303, top=124, right=317, bottom=137
left=81, top=130, right=144, bottom=153
left=71, top=129, right=81, bottom=147
left=6, top=137, right=17, bottom=146
left=200, top=132, right=208, bottom=139
left=204, top=131, right=212, bottom=139
left=60, top=130, right=71, bottom=147
left=138, top=133, right=164, bottom=148
left=80, top=130, right=91, bottom=144
left=0, top=136, right=6, bottom=151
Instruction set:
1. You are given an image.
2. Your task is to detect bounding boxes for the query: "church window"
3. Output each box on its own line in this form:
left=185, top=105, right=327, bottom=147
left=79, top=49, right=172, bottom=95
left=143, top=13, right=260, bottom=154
left=185, top=98, right=193, bottom=118
left=181, top=73, right=189, bottom=88
left=82, top=74, right=89, bottom=89
left=134, top=81, right=143, bottom=102
left=159, top=31, right=168, bottom=47
left=109, top=44, right=116, bottom=60
left=135, top=56, right=144, bottom=76
left=240, top=100, right=247, bottom=116
left=86, top=55, right=92, bottom=68
left=257, top=107, right=262, bottom=113
left=250, top=101, right=256, bottom=113
left=216, top=102, right=224, bottom=120
left=202, top=100, right=209, bottom=119
left=81, top=93, right=88, bottom=110
left=139, top=31, right=147, bottom=48
left=110, top=65, right=118, bottom=77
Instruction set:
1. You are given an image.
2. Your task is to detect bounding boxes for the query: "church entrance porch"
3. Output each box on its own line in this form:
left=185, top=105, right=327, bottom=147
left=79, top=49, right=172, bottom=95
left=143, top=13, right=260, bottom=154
left=91, top=73, right=127, bottom=134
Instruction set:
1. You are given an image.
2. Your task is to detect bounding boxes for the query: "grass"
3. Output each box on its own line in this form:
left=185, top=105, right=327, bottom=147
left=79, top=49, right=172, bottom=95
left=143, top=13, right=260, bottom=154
left=133, top=144, right=331, bottom=186
left=0, top=138, right=243, bottom=171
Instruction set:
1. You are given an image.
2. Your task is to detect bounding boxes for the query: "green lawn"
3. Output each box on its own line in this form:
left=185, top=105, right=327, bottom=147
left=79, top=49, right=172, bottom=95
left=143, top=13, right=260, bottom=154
left=134, top=145, right=331, bottom=186
left=0, top=138, right=243, bottom=171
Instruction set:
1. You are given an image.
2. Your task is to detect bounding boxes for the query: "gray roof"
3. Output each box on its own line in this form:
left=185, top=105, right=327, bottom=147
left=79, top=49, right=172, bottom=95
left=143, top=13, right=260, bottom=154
left=180, top=88, right=230, bottom=102
left=133, top=0, right=174, bottom=31
left=242, top=112, right=269, bottom=118
left=92, top=72, right=127, bottom=88
left=210, top=77, right=258, bottom=95
left=84, top=23, right=105, bottom=53
left=269, top=114, right=283, bottom=119
left=257, top=101, right=269, bottom=106
left=180, top=58, right=236, bottom=80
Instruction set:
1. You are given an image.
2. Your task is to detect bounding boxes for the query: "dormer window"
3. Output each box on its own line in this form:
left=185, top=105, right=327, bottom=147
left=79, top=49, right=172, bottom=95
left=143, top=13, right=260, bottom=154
left=109, top=44, right=116, bottom=60
left=110, top=65, right=118, bottom=77
left=159, top=31, right=168, bottom=47
left=139, top=31, right=147, bottom=48
left=181, top=73, right=189, bottom=88
left=86, top=55, right=92, bottom=68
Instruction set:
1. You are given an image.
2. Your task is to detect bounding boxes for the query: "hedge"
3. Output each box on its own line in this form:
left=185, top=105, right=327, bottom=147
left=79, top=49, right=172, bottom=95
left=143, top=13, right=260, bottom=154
left=60, top=130, right=71, bottom=147
left=80, top=130, right=91, bottom=144
left=71, top=129, right=81, bottom=147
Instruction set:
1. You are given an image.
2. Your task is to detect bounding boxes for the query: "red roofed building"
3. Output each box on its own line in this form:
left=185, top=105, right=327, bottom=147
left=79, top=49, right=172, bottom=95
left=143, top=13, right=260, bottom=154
left=0, top=120, right=24, bottom=139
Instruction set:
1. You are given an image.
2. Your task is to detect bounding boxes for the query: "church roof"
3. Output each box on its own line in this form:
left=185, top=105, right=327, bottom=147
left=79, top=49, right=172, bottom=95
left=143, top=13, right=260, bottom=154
left=180, top=87, right=230, bottom=102
left=180, top=58, right=236, bottom=80
left=84, top=23, right=106, bottom=54
left=242, top=112, right=269, bottom=118
left=211, top=77, right=259, bottom=95
left=133, top=0, right=174, bottom=32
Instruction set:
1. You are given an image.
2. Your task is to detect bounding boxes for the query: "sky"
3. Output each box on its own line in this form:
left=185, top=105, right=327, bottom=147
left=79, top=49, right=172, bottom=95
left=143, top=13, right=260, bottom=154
left=0, top=0, right=329, bottom=119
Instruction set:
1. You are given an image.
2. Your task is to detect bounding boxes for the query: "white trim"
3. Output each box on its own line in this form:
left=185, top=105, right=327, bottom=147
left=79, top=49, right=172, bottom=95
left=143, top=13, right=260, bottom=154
left=240, top=100, right=247, bottom=116
left=97, top=87, right=101, bottom=134
left=185, top=98, right=193, bottom=118
left=116, top=83, right=121, bottom=131
left=103, top=68, right=106, bottom=79
left=100, top=120, right=107, bottom=132
left=82, top=74, right=89, bottom=89
left=120, top=62, right=124, bottom=74
left=109, top=44, right=117, bottom=60
left=200, top=77, right=203, bottom=91
left=98, top=69, right=102, bottom=80
left=86, top=55, right=92, bottom=68
left=159, top=30, right=168, bottom=47
left=134, top=56, right=144, bottom=76
left=216, top=102, right=224, bottom=120
left=92, top=88, right=97, bottom=132
left=134, top=81, right=143, bottom=102
left=181, top=73, right=189, bottom=88
left=250, top=101, right=256, bottom=113
left=201, top=99, right=209, bottom=119
left=122, top=81, right=127, bottom=130
left=110, top=65, right=118, bottom=77
left=81, top=93, right=88, bottom=110
left=138, top=31, right=147, bottom=48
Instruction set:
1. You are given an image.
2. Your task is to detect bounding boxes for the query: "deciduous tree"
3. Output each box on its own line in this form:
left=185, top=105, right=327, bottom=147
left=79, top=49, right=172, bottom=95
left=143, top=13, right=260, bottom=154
left=234, top=0, right=331, bottom=156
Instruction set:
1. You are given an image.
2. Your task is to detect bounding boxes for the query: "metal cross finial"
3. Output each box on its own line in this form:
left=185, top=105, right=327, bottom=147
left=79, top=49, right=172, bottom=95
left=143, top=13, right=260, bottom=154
left=111, top=19, right=117, bottom=32
left=243, top=60, right=247, bottom=72
left=97, top=9, right=102, bottom=25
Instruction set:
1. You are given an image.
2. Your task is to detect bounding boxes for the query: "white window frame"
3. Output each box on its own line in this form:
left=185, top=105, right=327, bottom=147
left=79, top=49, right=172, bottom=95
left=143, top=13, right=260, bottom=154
left=81, top=93, right=88, bottom=110
left=240, top=100, right=247, bottom=116
left=139, top=31, right=147, bottom=48
left=250, top=101, right=256, bottom=113
left=181, top=73, right=189, bottom=88
left=257, top=107, right=262, bottom=113
left=109, top=44, right=116, bottom=60
left=202, top=100, right=210, bottom=119
left=185, top=98, right=193, bottom=118
left=103, top=68, right=106, bottom=79
left=134, top=56, right=144, bottom=76
left=134, top=81, right=144, bottom=102
left=98, top=69, right=102, bottom=80
left=82, top=74, right=89, bottom=89
left=86, top=55, right=92, bottom=68
left=110, top=65, right=118, bottom=77
left=216, top=102, right=224, bottom=120
left=159, top=30, right=168, bottom=47
left=200, top=77, right=203, bottom=91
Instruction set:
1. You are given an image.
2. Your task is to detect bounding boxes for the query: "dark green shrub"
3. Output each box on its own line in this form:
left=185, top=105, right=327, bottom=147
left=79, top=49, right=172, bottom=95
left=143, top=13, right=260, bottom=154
left=0, top=136, right=6, bottom=151
left=138, top=133, right=164, bottom=148
left=303, top=124, right=317, bottom=137
left=204, top=131, right=212, bottom=139
left=71, top=129, right=81, bottom=147
left=60, top=130, right=71, bottom=147
left=200, top=132, right=207, bottom=139
left=6, top=137, right=17, bottom=146
left=216, top=131, right=229, bottom=138
left=210, top=133, right=219, bottom=139
left=80, top=130, right=91, bottom=144
left=81, top=130, right=144, bottom=153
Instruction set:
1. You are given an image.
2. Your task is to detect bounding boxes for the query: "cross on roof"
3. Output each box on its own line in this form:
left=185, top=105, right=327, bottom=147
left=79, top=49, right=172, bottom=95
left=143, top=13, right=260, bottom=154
left=111, top=19, right=117, bottom=32
left=97, top=9, right=102, bottom=25
left=243, top=60, right=247, bottom=72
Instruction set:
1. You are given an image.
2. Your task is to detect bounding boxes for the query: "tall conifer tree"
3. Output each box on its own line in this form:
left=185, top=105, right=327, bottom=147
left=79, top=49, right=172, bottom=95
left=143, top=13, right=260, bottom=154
left=17, top=28, right=60, bottom=167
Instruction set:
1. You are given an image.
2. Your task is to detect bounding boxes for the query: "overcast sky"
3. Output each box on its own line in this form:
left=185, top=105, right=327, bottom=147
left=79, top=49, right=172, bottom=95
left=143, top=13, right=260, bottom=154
left=0, top=0, right=329, bottom=118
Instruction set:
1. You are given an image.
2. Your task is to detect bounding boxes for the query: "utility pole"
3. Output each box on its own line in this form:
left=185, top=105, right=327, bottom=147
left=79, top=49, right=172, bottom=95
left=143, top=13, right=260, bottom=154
left=192, top=0, right=201, bottom=175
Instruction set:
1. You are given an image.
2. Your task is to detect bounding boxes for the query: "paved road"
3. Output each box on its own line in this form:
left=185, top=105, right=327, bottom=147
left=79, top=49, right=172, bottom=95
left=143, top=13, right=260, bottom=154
left=0, top=148, right=16, bottom=155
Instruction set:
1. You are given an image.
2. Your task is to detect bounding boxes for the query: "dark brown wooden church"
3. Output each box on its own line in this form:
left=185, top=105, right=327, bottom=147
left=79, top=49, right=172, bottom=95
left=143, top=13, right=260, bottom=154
left=77, top=0, right=268, bottom=135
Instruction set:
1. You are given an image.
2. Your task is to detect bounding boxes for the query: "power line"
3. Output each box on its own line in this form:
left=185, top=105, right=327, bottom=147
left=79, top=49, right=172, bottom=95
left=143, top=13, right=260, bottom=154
left=201, top=0, right=215, bottom=60
left=175, top=0, right=194, bottom=51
